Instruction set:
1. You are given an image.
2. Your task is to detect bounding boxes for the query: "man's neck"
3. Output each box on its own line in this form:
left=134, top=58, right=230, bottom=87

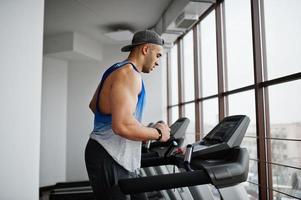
left=127, top=54, right=143, bottom=72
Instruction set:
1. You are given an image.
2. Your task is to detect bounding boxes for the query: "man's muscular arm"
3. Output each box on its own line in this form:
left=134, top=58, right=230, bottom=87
left=111, top=67, right=170, bottom=142
left=89, top=84, right=100, bottom=114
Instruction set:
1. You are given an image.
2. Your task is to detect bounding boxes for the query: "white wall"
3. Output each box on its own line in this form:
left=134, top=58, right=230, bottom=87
left=66, top=60, right=104, bottom=181
left=0, top=1, right=44, bottom=199
left=40, top=57, right=68, bottom=187
left=65, top=45, right=166, bottom=180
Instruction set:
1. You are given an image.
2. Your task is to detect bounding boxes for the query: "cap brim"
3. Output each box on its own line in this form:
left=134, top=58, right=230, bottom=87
left=121, top=42, right=148, bottom=52
left=121, top=44, right=136, bottom=52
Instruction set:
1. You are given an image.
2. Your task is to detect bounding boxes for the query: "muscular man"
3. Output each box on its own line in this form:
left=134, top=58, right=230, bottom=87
left=85, top=30, right=171, bottom=200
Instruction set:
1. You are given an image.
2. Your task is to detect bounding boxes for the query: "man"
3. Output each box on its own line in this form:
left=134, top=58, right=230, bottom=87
left=85, top=30, right=171, bottom=200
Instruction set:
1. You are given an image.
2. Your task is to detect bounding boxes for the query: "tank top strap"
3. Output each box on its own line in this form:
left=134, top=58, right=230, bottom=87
left=125, top=61, right=140, bottom=73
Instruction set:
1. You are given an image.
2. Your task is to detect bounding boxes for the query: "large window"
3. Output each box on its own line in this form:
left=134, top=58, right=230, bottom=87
left=166, top=0, right=301, bottom=199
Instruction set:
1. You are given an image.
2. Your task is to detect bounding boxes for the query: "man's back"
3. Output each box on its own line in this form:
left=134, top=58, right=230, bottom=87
left=89, top=63, right=142, bottom=116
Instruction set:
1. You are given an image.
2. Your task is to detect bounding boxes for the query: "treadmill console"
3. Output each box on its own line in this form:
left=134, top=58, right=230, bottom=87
left=170, top=117, right=190, bottom=139
left=191, top=115, right=250, bottom=158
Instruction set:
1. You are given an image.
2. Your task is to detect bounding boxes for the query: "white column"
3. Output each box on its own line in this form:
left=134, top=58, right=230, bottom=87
left=0, top=1, right=44, bottom=199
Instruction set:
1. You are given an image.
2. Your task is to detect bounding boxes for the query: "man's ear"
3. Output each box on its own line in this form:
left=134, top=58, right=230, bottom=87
left=141, top=44, right=149, bottom=55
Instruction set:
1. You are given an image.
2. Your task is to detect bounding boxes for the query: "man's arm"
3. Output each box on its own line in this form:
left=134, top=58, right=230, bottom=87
left=111, top=69, right=170, bottom=142
left=89, top=84, right=100, bottom=114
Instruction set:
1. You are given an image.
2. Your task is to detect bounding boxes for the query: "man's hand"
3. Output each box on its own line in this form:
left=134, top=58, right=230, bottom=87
left=154, top=121, right=171, bottom=142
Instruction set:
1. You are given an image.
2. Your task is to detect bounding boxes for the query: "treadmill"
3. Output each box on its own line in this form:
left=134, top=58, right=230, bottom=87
left=49, top=115, right=250, bottom=200
left=119, top=115, right=250, bottom=200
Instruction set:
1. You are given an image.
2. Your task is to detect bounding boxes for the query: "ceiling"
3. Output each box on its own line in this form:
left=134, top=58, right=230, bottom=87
left=44, top=0, right=173, bottom=45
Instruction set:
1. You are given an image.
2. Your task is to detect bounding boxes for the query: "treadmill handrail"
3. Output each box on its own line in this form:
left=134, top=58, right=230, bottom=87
left=141, top=156, right=175, bottom=168
left=119, top=170, right=211, bottom=194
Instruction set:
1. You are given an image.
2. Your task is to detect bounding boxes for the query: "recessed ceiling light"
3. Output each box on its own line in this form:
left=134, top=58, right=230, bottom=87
left=104, top=30, right=133, bottom=41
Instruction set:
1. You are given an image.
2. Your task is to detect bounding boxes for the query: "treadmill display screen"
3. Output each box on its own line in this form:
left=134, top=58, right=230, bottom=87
left=204, top=117, right=242, bottom=143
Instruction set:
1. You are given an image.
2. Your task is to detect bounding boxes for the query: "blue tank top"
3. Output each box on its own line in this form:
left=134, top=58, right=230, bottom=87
left=93, top=60, right=146, bottom=132
left=90, top=60, right=146, bottom=172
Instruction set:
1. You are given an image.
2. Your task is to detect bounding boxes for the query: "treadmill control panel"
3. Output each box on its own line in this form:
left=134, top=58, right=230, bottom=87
left=170, top=117, right=190, bottom=139
left=191, top=115, right=250, bottom=158
left=202, top=116, right=242, bottom=144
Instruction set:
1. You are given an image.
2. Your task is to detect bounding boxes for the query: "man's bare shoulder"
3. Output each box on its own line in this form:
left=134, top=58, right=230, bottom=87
left=112, top=64, right=141, bottom=83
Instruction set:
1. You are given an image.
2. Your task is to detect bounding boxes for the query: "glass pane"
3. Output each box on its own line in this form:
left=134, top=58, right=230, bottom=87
left=200, top=11, right=218, bottom=97
left=242, top=160, right=259, bottom=199
left=170, top=44, right=179, bottom=105
left=241, top=137, right=257, bottom=160
left=224, top=0, right=254, bottom=90
left=170, top=107, right=179, bottom=125
left=269, top=123, right=301, bottom=141
left=202, top=98, right=219, bottom=136
left=227, top=90, right=257, bottom=137
left=248, top=160, right=259, bottom=185
left=243, top=182, right=259, bottom=200
left=264, top=0, right=301, bottom=80
left=273, top=191, right=301, bottom=200
left=161, top=53, right=168, bottom=123
left=271, top=164, right=301, bottom=199
left=183, top=30, right=195, bottom=101
left=270, top=139, right=301, bottom=168
left=268, top=80, right=301, bottom=140
left=183, top=103, right=195, bottom=146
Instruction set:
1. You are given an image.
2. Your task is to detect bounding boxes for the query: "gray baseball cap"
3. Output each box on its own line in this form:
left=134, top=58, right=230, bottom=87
left=121, top=30, right=164, bottom=52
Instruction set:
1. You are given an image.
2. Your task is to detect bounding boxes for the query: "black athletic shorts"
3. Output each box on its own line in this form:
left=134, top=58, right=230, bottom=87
left=85, top=138, right=148, bottom=200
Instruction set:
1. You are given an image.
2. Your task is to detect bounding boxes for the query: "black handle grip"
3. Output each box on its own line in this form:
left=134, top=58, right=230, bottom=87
left=119, top=170, right=211, bottom=194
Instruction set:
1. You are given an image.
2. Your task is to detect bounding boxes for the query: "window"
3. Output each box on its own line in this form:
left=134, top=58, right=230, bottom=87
left=227, top=90, right=258, bottom=199
left=170, top=44, right=179, bottom=105
left=228, top=90, right=257, bottom=137
left=170, top=107, right=179, bottom=125
left=161, top=53, right=168, bottom=123
left=200, top=11, right=218, bottom=97
left=270, top=164, right=301, bottom=199
left=168, top=45, right=180, bottom=125
left=268, top=81, right=301, bottom=140
left=165, top=1, right=301, bottom=199
left=264, top=0, right=301, bottom=80
left=183, top=103, right=195, bottom=146
left=183, top=30, right=195, bottom=101
left=202, top=98, right=218, bottom=136
left=243, top=160, right=259, bottom=200
left=268, top=80, right=301, bottom=199
left=224, top=0, right=254, bottom=90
